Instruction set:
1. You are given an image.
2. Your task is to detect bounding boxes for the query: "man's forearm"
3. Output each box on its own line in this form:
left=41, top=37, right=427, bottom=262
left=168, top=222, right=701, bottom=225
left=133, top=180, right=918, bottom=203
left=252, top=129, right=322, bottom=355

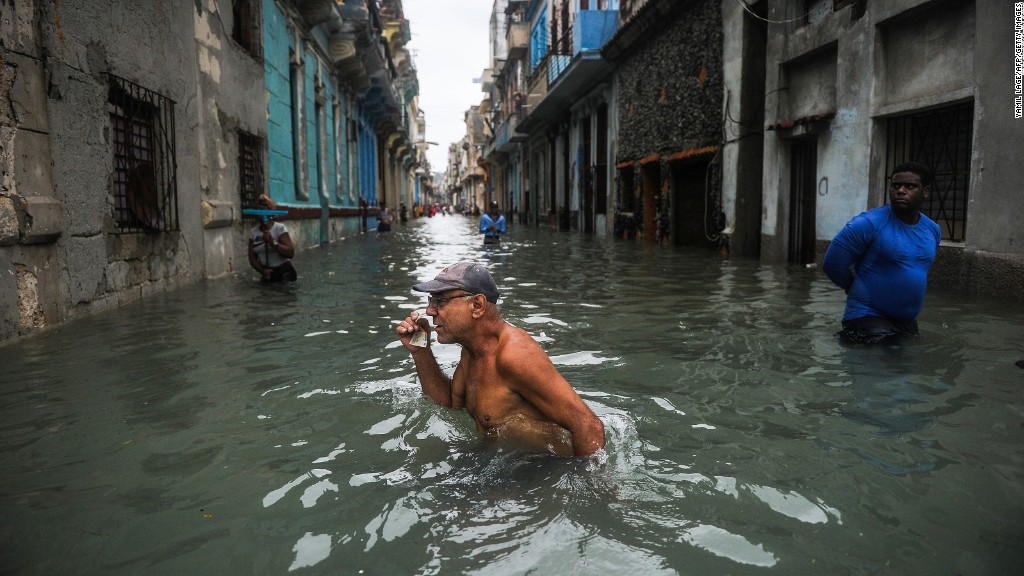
left=411, top=349, right=453, bottom=407
left=571, top=416, right=606, bottom=456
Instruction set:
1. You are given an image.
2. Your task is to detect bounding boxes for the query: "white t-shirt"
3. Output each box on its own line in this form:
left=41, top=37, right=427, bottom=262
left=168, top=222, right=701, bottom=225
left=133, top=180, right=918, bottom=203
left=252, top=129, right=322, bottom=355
left=250, top=221, right=290, bottom=267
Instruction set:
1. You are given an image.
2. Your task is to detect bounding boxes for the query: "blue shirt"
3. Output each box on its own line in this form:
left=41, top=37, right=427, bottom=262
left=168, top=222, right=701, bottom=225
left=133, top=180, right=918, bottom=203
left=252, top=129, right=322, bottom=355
left=480, top=212, right=506, bottom=239
left=822, top=205, right=941, bottom=322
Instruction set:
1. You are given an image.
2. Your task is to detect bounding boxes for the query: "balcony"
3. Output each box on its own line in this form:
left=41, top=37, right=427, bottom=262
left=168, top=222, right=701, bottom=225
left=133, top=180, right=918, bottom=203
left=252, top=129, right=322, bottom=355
left=481, top=67, right=495, bottom=92
left=490, top=109, right=527, bottom=157
left=507, top=21, right=529, bottom=60
left=518, top=9, right=618, bottom=134
left=574, top=10, right=618, bottom=58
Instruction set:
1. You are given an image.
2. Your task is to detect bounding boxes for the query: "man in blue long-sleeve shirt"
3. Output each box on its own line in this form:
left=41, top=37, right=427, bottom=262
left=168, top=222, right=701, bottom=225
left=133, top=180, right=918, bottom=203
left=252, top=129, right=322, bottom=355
left=480, top=200, right=506, bottom=245
left=822, top=162, right=941, bottom=344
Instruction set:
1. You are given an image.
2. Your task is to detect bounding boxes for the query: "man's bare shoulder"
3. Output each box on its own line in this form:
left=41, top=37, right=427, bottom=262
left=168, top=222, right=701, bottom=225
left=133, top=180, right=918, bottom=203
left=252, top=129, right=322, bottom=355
left=493, top=322, right=559, bottom=377
left=496, top=322, right=547, bottom=353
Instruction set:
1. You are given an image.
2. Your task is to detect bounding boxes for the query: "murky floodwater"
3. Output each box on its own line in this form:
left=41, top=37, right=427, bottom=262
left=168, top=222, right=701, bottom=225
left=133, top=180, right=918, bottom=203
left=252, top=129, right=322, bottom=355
left=2, top=215, right=1023, bottom=575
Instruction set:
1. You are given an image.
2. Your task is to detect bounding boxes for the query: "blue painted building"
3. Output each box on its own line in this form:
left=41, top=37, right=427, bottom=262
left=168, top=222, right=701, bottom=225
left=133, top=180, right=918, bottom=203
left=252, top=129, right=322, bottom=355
left=260, top=0, right=421, bottom=244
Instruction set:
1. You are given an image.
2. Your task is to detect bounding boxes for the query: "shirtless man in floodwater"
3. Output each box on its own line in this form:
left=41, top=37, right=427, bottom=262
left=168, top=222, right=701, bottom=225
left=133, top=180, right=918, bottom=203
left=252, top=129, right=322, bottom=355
left=395, top=262, right=605, bottom=457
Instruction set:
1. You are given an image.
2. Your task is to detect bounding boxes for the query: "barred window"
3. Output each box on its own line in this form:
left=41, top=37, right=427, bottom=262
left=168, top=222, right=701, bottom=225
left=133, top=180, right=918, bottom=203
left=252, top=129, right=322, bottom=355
left=232, top=0, right=263, bottom=58
left=108, top=74, right=178, bottom=233
left=238, top=131, right=266, bottom=208
left=885, top=101, right=973, bottom=242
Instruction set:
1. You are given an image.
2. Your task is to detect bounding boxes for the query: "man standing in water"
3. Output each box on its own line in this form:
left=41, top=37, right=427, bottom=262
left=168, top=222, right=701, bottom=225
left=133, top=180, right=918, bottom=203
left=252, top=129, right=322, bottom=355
left=822, top=162, right=942, bottom=344
left=394, top=262, right=605, bottom=457
left=247, top=194, right=297, bottom=282
left=480, top=200, right=506, bottom=244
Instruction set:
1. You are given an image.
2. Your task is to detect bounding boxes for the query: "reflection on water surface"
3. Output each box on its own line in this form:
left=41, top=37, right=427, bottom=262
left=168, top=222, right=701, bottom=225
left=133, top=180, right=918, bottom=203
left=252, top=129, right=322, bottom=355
left=2, top=215, right=1023, bottom=575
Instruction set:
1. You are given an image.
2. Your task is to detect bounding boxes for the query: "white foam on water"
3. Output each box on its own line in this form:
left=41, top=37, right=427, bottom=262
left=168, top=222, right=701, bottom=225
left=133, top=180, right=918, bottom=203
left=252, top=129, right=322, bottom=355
left=651, top=396, right=687, bottom=416
left=747, top=484, right=830, bottom=524
left=549, top=350, right=619, bottom=366
left=680, top=524, right=778, bottom=567
left=264, top=469, right=331, bottom=508
left=288, top=532, right=332, bottom=571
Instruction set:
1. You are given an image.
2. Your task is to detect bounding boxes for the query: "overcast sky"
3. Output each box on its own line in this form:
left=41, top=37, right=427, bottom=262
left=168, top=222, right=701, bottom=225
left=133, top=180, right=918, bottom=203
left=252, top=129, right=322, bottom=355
left=403, top=0, right=493, bottom=172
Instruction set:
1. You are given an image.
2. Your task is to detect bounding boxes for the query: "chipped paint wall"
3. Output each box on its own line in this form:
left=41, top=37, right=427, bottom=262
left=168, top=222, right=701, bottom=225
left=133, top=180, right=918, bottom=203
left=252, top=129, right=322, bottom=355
left=47, top=0, right=203, bottom=312
left=194, top=0, right=270, bottom=279
left=0, top=0, right=254, bottom=343
left=1, top=0, right=62, bottom=341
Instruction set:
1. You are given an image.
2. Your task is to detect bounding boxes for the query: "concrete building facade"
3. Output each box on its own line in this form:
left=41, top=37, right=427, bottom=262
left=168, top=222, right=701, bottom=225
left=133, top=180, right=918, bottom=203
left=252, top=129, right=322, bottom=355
left=756, top=0, right=1024, bottom=296
left=472, top=0, right=1022, bottom=299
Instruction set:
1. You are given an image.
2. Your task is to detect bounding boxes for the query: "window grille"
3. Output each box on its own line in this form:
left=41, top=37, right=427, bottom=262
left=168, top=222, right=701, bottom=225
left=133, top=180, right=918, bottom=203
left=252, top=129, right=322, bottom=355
left=238, top=131, right=266, bottom=210
left=885, top=102, right=973, bottom=242
left=108, top=74, right=178, bottom=233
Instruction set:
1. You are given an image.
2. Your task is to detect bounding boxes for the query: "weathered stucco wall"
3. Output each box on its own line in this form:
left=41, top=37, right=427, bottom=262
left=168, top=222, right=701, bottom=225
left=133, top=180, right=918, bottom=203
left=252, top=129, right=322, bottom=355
left=967, top=1, right=1024, bottom=259
left=46, top=0, right=205, bottom=313
left=930, top=0, right=1024, bottom=297
left=0, top=0, right=205, bottom=343
left=761, top=1, right=873, bottom=259
left=759, top=0, right=1023, bottom=299
left=193, top=1, right=269, bottom=279
left=1, top=0, right=61, bottom=341
left=720, top=0, right=766, bottom=258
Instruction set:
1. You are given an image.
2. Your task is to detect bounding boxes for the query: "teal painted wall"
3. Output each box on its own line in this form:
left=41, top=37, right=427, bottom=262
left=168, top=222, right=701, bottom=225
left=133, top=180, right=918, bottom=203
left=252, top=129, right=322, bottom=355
left=260, top=1, right=403, bottom=218
left=263, top=0, right=294, bottom=207
left=263, top=0, right=344, bottom=210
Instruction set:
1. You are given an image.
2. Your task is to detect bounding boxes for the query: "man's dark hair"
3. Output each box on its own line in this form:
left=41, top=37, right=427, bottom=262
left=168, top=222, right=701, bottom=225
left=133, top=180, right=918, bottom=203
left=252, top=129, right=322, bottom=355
left=892, top=161, right=933, bottom=187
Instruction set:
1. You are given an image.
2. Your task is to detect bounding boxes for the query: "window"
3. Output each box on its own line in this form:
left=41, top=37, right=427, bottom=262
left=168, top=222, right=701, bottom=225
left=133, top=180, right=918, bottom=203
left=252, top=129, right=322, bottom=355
left=232, top=0, right=262, bottom=58
left=885, top=101, right=973, bottom=242
left=108, top=74, right=178, bottom=233
left=289, top=51, right=308, bottom=201
left=238, top=130, right=265, bottom=208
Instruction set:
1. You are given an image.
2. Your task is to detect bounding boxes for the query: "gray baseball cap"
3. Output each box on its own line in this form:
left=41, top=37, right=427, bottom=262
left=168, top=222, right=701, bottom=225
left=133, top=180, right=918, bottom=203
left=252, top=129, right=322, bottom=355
left=413, top=262, right=499, bottom=303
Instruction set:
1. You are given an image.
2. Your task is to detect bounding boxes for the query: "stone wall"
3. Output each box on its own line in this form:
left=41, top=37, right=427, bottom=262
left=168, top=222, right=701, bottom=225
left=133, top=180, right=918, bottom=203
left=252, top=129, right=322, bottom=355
left=614, top=1, right=723, bottom=160
left=610, top=0, right=724, bottom=246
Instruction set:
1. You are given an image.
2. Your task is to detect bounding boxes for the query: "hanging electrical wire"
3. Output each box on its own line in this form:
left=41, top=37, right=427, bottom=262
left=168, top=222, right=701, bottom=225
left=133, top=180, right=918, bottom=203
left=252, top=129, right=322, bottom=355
left=732, top=0, right=817, bottom=25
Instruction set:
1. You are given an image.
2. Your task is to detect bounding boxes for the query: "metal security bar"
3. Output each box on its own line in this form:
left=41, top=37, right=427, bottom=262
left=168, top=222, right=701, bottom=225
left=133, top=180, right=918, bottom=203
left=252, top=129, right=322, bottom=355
left=108, top=74, right=178, bottom=233
left=885, top=102, right=973, bottom=242
left=238, top=131, right=266, bottom=210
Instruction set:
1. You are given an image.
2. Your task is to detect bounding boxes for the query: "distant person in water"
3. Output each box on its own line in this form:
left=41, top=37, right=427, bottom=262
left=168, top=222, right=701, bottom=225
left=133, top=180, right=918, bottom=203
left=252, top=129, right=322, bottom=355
left=394, top=261, right=605, bottom=457
left=378, top=203, right=393, bottom=232
left=822, top=162, right=941, bottom=344
left=359, top=197, right=369, bottom=233
left=480, top=200, right=506, bottom=245
left=248, top=194, right=297, bottom=282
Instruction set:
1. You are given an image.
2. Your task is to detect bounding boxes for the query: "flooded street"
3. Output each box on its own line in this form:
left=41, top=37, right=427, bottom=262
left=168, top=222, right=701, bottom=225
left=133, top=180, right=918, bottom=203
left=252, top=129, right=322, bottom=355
left=2, top=215, right=1023, bottom=575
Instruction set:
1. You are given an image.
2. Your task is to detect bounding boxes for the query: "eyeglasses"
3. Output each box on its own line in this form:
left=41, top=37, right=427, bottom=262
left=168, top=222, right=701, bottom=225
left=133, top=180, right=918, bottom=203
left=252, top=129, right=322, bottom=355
left=427, top=293, right=475, bottom=310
